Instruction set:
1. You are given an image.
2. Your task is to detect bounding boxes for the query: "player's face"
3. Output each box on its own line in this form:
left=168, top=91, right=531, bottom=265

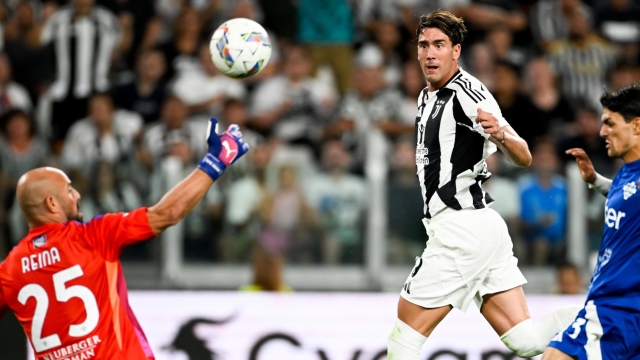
left=600, top=108, right=640, bottom=161
left=417, top=28, right=461, bottom=90
left=61, top=183, right=83, bottom=223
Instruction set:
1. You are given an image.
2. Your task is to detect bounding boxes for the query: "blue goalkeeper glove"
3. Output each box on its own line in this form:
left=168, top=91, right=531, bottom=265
left=198, top=118, right=250, bottom=181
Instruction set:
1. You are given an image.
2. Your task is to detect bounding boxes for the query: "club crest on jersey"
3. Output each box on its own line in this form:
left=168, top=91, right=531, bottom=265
left=432, top=99, right=446, bottom=119
left=623, top=181, right=637, bottom=200
left=33, top=235, right=46, bottom=248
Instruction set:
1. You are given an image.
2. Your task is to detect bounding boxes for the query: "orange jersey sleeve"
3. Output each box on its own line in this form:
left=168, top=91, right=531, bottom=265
left=84, top=208, right=156, bottom=261
left=0, top=211, right=156, bottom=360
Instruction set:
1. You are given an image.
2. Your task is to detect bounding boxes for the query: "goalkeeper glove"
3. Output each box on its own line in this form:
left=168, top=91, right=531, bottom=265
left=198, top=118, right=250, bottom=180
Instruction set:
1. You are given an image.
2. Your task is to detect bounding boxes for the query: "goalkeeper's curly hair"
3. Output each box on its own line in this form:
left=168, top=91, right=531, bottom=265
left=416, top=10, right=468, bottom=46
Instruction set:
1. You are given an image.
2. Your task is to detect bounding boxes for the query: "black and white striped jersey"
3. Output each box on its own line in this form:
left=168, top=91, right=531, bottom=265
left=415, top=68, right=509, bottom=219
left=41, top=5, right=121, bottom=101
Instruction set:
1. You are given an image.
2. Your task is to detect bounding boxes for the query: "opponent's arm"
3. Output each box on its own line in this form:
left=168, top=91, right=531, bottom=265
left=566, top=148, right=612, bottom=196
left=147, top=118, right=249, bottom=234
left=475, top=108, right=532, bottom=167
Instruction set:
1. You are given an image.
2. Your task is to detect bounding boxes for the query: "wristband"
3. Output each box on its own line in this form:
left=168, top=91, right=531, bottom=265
left=198, top=153, right=226, bottom=181
left=588, top=173, right=612, bottom=195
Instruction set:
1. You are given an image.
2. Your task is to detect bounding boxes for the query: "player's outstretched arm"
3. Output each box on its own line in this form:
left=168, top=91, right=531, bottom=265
left=566, top=148, right=612, bottom=196
left=147, top=118, right=249, bottom=234
left=476, top=108, right=532, bottom=167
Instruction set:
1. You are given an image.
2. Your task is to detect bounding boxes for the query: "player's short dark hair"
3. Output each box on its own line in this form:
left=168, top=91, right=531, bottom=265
left=416, top=10, right=467, bottom=45
left=600, top=83, right=640, bottom=123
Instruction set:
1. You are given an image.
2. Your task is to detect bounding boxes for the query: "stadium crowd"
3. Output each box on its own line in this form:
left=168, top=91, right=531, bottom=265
left=0, top=0, right=638, bottom=278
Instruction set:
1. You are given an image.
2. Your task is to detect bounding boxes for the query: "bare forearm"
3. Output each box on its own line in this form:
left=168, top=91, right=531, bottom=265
left=147, top=169, right=213, bottom=234
left=493, top=127, right=532, bottom=167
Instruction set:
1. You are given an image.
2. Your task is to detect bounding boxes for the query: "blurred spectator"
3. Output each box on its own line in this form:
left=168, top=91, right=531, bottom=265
left=395, top=0, right=468, bottom=36
left=241, top=244, right=289, bottom=292
left=224, top=142, right=272, bottom=262
left=61, top=93, right=143, bottom=182
left=519, top=141, right=568, bottom=266
left=530, top=0, right=593, bottom=49
left=556, top=262, right=584, bottom=294
left=328, top=48, right=412, bottom=168
left=298, top=0, right=354, bottom=95
left=485, top=24, right=528, bottom=69
left=112, top=49, right=167, bottom=124
left=387, top=138, right=425, bottom=264
left=0, top=109, right=49, bottom=244
left=80, top=160, right=142, bottom=220
left=41, top=0, right=130, bottom=142
left=0, top=109, right=47, bottom=187
left=398, top=61, right=426, bottom=125
left=172, top=44, right=246, bottom=121
left=257, top=165, right=315, bottom=263
left=3, top=1, right=55, bottom=99
left=249, top=44, right=335, bottom=153
left=595, top=0, right=640, bottom=64
left=0, top=53, right=31, bottom=114
left=218, top=98, right=263, bottom=180
left=467, top=42, right=495, bottom=91
left=108, top=0, right=156, bottom=69
left=141, top=96, right=206, bottom=167
left=484, top=154, right=520, bottom=230
left=492, top=60, right=543, bottom=148
left=607, top=61, right=639, bottom=92
left=524, top=57, right=575, bottom=140
left=157, top=6, right=203, bottom=82
left=3, top=1, right=42, bottom=48
left=558, top=106, right=613, bottom=176
left=306, top=140, right=367, bottom=264
left=483, top=153, right=523, bottom=261
left=459, top=0, right=528, bottom=46
left=547, top=8, right=617, bottom=108
left=370, top=19, right=403, bottom=88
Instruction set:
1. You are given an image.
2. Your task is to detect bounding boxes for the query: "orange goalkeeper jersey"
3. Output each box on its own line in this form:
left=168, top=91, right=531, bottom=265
left=0, top=208, right=156, bottom=360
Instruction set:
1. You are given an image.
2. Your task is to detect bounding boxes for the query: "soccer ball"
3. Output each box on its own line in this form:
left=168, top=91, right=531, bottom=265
left=209, top=18, right=272, bottom=79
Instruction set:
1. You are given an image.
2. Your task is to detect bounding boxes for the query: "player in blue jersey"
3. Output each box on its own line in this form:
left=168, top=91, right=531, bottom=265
left=543, top=84, right=640, bottom=359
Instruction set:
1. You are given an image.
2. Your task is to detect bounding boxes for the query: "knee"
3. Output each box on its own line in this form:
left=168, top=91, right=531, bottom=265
left=500, top=319, right=547, bottom=358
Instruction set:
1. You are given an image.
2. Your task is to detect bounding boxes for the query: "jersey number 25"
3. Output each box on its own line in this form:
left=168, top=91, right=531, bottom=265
left=18, top=265, right=99, bottom=352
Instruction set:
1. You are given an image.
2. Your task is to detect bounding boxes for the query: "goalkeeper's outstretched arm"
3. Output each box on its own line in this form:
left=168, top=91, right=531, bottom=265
left=566, top=148, right=612, bottom=196
left=147, top=118, right=250, bottom=234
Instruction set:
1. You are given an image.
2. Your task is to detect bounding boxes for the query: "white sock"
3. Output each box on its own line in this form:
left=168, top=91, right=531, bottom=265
left=500, top=305, right=582, bottom=358
left=387, top=319, right=427, bottom=360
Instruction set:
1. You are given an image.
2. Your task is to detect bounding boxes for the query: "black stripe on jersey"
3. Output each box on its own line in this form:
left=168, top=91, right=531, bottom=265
left=469, top=181, right=484, bottom=209
left=461, top=78, right=486, bottom=101
left=436, top=95, right=486, bottom=210
left=91, top=15, right=101, bottom=91
left=416, top=89, right=428, bottom=145
left=453, top=80, right=480, bottom=103
left=484, top=190, right=494, bottom=205
left=422, top=88, right=454, bottom=218
left=67, top=19, right=78, bottom=99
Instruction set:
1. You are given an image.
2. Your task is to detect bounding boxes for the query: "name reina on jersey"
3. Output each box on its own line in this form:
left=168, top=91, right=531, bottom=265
left=414, top=69, right=508, bottom=219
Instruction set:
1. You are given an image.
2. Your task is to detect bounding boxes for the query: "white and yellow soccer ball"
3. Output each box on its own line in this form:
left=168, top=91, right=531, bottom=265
left=209, top=18, right=272, bottom=79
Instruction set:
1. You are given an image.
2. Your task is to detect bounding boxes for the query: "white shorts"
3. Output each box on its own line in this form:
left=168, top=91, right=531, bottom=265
left=400, top=207, right=527, bottom=312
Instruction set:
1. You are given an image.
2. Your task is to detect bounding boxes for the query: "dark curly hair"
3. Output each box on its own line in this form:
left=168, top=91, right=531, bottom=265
left=600, top=83, right=640, bottom=123
left=416, top=10, right=467, bottom=46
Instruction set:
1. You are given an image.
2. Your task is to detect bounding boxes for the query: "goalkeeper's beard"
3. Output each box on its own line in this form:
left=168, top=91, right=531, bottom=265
left=64, top=200, right=84, bottom=223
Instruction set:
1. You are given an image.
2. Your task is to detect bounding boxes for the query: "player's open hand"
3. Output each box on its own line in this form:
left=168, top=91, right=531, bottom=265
left=476, top=108, right=504, bottom=142
left=199, top=118, right=251, bottom=180
left=206, top=118, right=250, bottom=166
left=566, top=148, right=596, bottom=184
